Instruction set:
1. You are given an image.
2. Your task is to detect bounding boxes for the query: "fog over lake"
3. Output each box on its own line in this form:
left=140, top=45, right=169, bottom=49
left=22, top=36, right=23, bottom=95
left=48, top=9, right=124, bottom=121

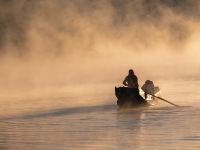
left=0, top=0, right=200, bottom=149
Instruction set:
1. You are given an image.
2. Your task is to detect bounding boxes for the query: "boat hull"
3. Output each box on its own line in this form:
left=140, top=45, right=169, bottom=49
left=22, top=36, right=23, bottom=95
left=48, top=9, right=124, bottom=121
left=115, top=87, right=154, bottom=108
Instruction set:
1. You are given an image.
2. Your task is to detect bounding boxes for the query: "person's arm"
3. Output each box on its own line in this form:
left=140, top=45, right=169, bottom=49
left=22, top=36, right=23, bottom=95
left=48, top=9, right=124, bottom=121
left=123, top=76, right=128, bottom=86
left=141, top=84, right=146, bottom=91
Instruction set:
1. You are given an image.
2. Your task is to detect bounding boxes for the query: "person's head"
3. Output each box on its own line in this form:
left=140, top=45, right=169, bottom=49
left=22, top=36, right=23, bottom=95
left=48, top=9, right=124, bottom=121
left=145, top=80, right=153, bottom=85
left=128, top=69, right=134, bottom=76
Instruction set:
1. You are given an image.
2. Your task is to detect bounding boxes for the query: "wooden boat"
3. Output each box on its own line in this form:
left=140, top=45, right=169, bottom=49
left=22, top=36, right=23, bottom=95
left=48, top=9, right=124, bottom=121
left=115, top=87, right=158, bottom=108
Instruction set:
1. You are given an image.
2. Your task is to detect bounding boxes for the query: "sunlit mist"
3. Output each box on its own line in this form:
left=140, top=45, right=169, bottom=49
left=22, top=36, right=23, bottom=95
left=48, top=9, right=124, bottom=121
left=0, top=0, right=200, bottom=114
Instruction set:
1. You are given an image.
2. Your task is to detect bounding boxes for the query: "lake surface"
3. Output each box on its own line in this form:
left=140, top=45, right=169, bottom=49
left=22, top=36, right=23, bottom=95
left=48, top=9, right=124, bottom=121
left=0, top=80, right=200, bottom=150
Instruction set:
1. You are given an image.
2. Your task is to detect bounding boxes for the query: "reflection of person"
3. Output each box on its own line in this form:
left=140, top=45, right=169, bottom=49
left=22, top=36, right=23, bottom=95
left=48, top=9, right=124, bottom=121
left=123, top=69, right=139, bottom=88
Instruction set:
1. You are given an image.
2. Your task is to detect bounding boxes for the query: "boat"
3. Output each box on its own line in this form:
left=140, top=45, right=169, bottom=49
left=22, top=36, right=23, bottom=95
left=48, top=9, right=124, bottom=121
left=115, top=87, right=159, bottom=108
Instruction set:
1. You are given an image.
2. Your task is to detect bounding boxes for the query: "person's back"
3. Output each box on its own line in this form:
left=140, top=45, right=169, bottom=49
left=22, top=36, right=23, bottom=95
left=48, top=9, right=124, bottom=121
left=123, top=69, right=139, bottom=88
left=141, top=80, right=155, bottom=99
left=141, top=80, right=155, bottom=94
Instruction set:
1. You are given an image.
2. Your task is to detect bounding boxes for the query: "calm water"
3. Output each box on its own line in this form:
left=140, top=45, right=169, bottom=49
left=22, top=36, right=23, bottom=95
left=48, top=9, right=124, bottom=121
left=0, top=80, right=200, bottom=150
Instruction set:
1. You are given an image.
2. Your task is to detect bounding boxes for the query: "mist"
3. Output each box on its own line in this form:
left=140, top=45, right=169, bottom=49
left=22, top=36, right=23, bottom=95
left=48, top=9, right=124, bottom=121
left=0, top=0, right=200, bottom=109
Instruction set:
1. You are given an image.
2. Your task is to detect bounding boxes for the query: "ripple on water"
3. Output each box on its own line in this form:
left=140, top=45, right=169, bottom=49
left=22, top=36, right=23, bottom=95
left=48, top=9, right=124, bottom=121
left=0, top=104, right=200, bottom=150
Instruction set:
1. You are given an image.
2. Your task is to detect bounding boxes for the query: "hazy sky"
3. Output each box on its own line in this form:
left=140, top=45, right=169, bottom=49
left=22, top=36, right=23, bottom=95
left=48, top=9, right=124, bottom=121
left=0, top=0, right=200, bottom=87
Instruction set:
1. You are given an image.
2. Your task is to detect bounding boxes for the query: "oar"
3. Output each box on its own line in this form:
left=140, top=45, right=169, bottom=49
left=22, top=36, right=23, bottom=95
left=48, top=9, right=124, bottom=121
left=147, top=93, right=180, bottom=107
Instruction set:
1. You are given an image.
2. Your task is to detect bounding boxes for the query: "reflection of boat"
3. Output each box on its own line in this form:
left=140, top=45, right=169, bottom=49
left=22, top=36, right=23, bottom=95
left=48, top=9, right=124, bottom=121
left=115, top=87, right=159, bottom=108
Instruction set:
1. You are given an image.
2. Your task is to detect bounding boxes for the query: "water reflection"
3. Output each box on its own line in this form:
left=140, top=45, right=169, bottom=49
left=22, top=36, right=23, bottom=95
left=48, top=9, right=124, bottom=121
left=115, top=108, right=147, bottom=149
left=0, top=102, right=200, bottom=149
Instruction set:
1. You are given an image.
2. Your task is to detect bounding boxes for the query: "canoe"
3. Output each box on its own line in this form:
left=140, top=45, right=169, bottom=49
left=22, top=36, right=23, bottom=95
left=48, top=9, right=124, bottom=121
left=115, top=87, right=158, bottom=108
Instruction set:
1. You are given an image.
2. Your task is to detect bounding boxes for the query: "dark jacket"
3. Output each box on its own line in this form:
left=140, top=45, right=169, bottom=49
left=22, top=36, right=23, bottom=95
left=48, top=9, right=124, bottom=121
left=123, top=75, right=139, bottom=88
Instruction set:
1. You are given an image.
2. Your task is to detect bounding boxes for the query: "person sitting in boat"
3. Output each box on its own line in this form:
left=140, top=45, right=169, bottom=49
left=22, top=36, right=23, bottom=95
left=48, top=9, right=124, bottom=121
left=142, top=80, right=160, bottom=99
left=123, top=69, right=139, bottom=88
